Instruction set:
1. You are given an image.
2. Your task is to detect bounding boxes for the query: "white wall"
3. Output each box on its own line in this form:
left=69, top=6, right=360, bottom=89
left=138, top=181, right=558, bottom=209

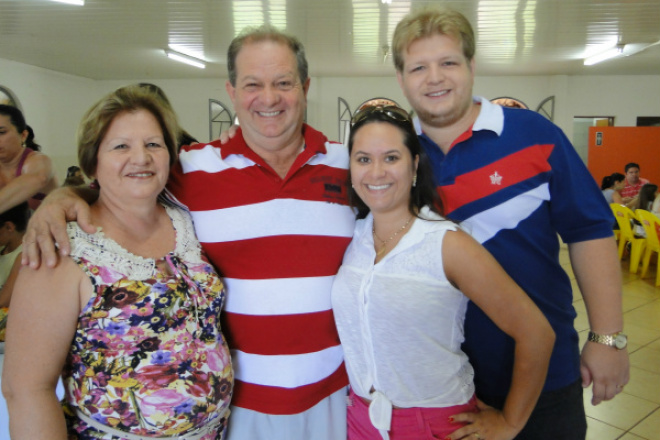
left=1, top=58, right=98, bottom=181
left=3, top=56, right=660, bottom=181
left=565, top=76, right=660, bottom=127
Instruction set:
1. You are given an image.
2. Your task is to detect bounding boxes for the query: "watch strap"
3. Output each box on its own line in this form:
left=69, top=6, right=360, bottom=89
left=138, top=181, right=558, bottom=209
left=588, top=331, right=627, bottom=349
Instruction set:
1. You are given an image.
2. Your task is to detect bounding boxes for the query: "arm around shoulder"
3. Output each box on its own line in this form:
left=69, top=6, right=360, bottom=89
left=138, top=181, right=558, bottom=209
left=22, top=185, right=98, bottom=269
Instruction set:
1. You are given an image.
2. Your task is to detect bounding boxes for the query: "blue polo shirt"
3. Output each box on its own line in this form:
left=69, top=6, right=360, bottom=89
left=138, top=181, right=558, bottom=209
left=418, top=97, right=614, bottom=396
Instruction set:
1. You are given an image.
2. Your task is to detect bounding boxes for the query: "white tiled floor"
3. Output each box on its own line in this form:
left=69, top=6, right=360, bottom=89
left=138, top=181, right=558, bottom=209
left=564, top=242, right=660, bottom=440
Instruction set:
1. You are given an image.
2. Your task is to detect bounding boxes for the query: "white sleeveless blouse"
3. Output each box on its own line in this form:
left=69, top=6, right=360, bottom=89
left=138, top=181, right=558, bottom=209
left=331, top=206, right=474, bottom=431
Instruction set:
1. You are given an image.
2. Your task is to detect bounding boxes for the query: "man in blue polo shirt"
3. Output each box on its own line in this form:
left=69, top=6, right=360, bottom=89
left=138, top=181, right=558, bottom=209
left=392, top=6, right=629, bottom=440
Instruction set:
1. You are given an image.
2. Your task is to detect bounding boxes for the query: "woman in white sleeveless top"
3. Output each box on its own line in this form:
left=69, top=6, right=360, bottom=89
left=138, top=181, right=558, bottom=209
left=331, top=105, right=555, bottom=440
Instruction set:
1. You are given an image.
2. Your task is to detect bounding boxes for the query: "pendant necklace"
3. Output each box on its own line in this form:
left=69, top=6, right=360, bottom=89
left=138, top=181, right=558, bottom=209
left=373, top=216, right=414, bottom=257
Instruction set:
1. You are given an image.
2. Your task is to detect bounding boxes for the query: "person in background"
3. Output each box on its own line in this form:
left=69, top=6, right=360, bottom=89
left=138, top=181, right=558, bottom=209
left=62, top=165, right=86, bottom=187
left=24, top=125, right=41, bottom=151
left=2, top=85, right=232, bottom=440
left=630, top=183, right=658, bottom=237
left=0, top=105, right=59, bottom=212
left=601, top=172, right=626, bottom=205
left=636, top=183, right=658, bottom=212
left=0, top=202, right=30, bottom=342
left=19, top=25, right=354, bottom=440
left=391, top=6, right=628, bottom=439
left=652, top=188, right=660, bottom=217
left=333, top=104, right=554, bottom=440
left=627, top=182, right=657, bottom=234
left=600, top=173, right=626, bottom=231
left=620, top=162, right=649, bottom=205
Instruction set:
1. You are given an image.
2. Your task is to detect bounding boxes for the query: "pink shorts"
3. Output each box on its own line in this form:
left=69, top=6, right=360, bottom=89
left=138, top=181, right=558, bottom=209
left=347, top=389, right=479, bottom=440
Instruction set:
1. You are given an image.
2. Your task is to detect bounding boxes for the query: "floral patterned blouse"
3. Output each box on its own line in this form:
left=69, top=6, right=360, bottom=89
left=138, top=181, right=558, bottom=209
left=61, top=203, right=233, bottom=440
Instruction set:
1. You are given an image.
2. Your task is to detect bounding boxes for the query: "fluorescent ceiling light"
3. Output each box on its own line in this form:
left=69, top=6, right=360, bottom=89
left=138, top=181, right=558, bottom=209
left=584, top=45, right=623, bottom=66
left=622, top=42, right=652, bottom=57
left=51, top=0, right=84, bottom=5
left=165, top=50, right=206, bottom=69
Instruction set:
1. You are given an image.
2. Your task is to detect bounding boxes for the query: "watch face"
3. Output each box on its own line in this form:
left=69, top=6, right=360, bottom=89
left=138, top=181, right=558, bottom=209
left=614, top=334, right=627, bottom=349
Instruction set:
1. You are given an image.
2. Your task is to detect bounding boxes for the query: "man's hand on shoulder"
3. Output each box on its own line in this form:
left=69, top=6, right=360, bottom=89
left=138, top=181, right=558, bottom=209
left=216, top=125, right=238, bottom=144
left=22, top=186, right=96, bottom=269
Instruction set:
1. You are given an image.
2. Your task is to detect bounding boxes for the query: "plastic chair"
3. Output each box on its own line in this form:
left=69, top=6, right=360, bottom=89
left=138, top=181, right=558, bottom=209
left=636, top=209, right=660, bottom=287
left=610, top=203, right=645, bottom=273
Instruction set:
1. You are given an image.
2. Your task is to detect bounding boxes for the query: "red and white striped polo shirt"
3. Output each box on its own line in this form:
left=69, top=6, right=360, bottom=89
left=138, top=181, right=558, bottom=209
left=167, top=125, right=354, bottom=414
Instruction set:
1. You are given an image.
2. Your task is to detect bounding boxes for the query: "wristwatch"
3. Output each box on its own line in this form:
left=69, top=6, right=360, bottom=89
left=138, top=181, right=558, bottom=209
left=588, top=331, right=628, bottom=350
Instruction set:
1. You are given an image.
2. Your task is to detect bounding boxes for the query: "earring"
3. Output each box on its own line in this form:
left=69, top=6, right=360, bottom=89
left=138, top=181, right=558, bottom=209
left=412, top=174, right=417, bottom=187
left=22, top=142, right=26, bottom=148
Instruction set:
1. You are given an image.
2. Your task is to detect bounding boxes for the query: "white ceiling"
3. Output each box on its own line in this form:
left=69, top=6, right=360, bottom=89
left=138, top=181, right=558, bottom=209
left=1, top=0, right=660, bottom=80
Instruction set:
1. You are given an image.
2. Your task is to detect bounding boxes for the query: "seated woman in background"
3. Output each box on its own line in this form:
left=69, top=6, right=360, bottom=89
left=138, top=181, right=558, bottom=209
left=631, top=184, right=659, bottom=237
left=637, top=183, right=658, bottom=212
left=2, top=85, right=232, bottom=440
left=0, top=105, right=59, bottom=211
left=0, top=202, right=30, bottom=345
left=652, top=188, right=660, bottom=217
left=601, top=172, right=626, bottom=205
left=331, top=105, right=555, bottom=440
left=24, top=125, right=41, bottom=151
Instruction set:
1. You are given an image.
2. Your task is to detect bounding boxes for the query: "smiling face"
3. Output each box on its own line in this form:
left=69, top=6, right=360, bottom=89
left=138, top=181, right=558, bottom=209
left=95, top=109, right=170, bottom=206
left=350, top=121, right=419, bottom=218
left=396, top=33, right=475, bottom=130
left=226, top=39, right=310, bottom=155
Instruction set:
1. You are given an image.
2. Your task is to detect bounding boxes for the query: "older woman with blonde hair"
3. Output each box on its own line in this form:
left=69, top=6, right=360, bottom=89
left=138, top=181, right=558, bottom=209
left=2, top=85, right=232, bottom=440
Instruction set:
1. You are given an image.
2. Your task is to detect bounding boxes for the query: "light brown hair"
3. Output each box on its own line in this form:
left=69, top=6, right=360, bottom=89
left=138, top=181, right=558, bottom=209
left=77, top=85, right=179, bottom=178
left=392, top=6, right=475, bottom=72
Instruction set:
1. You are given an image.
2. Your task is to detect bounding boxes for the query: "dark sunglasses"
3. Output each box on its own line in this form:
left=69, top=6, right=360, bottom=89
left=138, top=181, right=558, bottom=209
left=350, top=105, right=412, bottom=127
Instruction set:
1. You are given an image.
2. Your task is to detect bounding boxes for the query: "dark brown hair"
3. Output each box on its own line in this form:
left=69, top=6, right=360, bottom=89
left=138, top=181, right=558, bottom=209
left=347, top=109, right=443, bottom=219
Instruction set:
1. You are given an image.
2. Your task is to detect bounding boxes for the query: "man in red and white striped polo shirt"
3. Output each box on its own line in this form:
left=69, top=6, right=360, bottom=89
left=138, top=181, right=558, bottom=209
left=167, top=26, right=354, bottom=440
left=620, top=162, right=649, bottom=205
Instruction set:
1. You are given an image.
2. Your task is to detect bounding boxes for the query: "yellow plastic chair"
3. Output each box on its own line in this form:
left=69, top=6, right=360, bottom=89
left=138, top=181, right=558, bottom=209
left=636, top=209, right=660, bottom=287
left=610, top=203, right=645, bottom=273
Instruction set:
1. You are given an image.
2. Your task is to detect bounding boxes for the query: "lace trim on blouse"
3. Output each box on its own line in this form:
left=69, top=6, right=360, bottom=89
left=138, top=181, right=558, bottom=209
left=67, top=203, right=203, bottom=281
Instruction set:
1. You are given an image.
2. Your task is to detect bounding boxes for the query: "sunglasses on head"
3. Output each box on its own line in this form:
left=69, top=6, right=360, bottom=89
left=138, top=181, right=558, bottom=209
left=350, top=105, right=412, bottom=127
